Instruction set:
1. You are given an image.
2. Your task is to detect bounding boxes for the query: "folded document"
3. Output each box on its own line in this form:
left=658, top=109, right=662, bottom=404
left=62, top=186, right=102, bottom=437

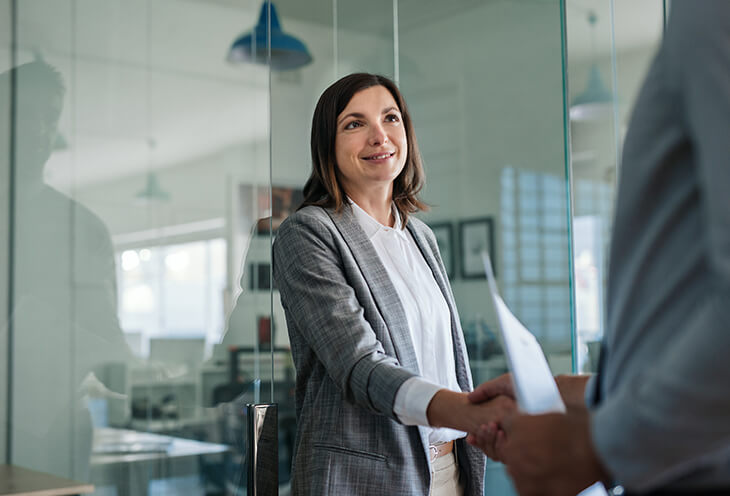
left=482, top=253, right=609, bottom=496
left=482, top=252, right=565, bottom=414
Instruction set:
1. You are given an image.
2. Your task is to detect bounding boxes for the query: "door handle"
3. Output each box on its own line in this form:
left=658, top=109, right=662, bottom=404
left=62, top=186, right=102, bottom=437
left=247, top=403, right=278, bottom=495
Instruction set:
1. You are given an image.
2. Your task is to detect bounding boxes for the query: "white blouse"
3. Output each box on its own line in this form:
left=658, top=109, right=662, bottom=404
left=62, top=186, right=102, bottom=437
left=349, top=200, right=465, bottom=444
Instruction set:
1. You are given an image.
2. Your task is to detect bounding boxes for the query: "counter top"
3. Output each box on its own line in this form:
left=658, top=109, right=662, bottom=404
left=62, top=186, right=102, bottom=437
left=0, top=465, right=94, bottom=496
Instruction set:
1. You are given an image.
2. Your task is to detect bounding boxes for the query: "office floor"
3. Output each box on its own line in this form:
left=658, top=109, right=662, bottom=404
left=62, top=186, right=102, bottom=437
left=93, top=476, right=204, bottom=496
left=93, top=477, right=293, bottom=495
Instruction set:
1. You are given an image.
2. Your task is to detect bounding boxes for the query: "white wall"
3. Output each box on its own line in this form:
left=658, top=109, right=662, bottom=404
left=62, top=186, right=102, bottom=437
left=73, top=2, right=573, bottom=357
left=398, top=1, right=570, bottom=355
left=72, top=13, right=395, bottom=349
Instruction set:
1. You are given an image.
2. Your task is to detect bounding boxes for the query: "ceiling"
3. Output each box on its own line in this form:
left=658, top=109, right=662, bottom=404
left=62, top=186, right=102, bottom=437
left=3, top=0, right=663, bottom=191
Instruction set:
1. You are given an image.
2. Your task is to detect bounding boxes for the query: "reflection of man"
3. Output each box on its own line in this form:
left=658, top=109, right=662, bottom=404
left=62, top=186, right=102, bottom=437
left=1, top=60, right=130, bottom=480
left=468, top=3, right=730, bottom=495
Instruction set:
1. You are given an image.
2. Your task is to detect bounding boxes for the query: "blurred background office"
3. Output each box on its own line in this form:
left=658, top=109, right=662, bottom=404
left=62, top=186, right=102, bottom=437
left=0, top=0, right=666, bottom=494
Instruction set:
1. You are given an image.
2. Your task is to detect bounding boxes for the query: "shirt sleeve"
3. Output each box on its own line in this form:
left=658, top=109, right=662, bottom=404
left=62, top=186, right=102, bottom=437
left=589, top=2, right=730, bottom=491
left=393, top=376, right=443, bottom=426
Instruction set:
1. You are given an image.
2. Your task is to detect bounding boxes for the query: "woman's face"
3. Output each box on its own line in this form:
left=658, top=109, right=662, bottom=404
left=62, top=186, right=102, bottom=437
left=334, top=85, right=407, bottom=199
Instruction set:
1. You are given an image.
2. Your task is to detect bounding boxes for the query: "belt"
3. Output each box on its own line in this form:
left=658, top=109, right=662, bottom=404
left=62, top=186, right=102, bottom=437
left=429, top=440, right=454, bottom=462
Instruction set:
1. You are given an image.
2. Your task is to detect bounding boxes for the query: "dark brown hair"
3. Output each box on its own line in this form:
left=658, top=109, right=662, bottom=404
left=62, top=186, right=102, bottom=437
left=300, top=73, right=427, bottom=222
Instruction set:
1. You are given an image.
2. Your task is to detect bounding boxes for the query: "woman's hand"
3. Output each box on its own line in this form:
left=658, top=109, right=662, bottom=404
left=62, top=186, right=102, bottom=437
left=463, top=373, right=516, bottom=460
left=426, top=388, right=516, bottom=452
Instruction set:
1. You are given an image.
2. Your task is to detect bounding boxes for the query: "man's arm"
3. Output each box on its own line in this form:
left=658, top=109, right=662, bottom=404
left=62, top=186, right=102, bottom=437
left=465, top=373, right=591, bottom=460
left=589, top=3, right=730, bottom=491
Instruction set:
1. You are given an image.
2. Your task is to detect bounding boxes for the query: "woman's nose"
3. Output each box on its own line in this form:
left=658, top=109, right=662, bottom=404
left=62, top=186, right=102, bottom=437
left=368, top=123, right=388, bottom=146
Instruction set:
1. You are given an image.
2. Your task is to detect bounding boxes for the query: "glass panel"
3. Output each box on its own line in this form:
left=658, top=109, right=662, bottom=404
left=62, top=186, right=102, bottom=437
left=0, top=0, right=11, bottom=461
left=566, top=0, right=664, bottom=372
left=335, top=0, right=395, bottom=79
left=267, top=1, right=334, bottom=491
left=1, top=0, right=666, bottom=492
left=398, top=2, right=569, bottom=493
left=6, top=0, right=273, bottom=493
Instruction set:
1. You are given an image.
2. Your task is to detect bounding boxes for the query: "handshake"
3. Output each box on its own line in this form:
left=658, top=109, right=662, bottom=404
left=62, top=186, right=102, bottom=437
left=428, top=373, right=610, bottom=496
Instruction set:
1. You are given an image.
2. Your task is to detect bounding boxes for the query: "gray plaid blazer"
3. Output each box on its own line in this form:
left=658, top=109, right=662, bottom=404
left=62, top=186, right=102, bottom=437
left=273, top=204, right=486, bottom=495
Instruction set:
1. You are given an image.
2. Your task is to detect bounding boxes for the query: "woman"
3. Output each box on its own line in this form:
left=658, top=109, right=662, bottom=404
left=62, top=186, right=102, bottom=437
left=273, top=73, right=511, bottom=495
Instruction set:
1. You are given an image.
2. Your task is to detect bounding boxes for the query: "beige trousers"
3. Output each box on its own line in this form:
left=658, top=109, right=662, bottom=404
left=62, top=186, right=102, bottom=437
left=429, top=450, right=464, bottom=496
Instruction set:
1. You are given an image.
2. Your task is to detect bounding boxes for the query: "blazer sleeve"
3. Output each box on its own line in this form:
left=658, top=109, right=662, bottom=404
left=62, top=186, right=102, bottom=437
left=273, top=212, right=416, bottom=420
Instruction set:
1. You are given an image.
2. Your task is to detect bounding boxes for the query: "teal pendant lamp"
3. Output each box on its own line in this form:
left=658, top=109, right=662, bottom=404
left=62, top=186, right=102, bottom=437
left=570, top=11, right=614, bottom=121
left=227, top=2, right=312, bottom=71
left=135, top=139, right=170, bottom=204
left=135, top=172, right=170, bottom=204
left=570, top=63, right=613, bottom=121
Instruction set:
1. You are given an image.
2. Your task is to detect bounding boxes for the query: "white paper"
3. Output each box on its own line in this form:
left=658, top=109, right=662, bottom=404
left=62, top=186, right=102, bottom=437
left=482, top=253, right=566, bottom=415
left=482, top=253, right=608, bottom=496
left=578, top=482, right=610, bottom=496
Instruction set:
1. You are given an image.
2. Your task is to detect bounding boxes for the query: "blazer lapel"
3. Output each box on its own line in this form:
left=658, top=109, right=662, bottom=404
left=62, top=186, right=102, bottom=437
left=326, top=206, right=421, bottom=374
left=406, top=220, right=473, bottom=392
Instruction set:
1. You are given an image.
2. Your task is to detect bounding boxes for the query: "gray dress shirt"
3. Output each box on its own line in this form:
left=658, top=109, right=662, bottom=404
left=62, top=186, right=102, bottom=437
left=586, top=1, right=730, bottom=491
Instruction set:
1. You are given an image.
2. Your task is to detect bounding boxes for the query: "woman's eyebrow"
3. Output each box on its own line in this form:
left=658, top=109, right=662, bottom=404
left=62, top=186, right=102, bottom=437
left=337, top=112, right=364, bottom=125
left=337, top=107, right=400, bottom=125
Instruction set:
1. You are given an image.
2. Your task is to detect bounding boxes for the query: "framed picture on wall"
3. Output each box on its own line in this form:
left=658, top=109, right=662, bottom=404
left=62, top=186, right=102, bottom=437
left=459, top=217, right=495, bottom=279
left=238, top=184, right=304, bottom=236
left=429, top=223, right=455, bottom=278
left=255, top=186, right=304, bottom=235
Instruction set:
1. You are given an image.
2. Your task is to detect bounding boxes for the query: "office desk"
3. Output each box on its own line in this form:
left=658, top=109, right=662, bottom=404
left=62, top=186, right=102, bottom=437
left=0, top=465, right=93, bottom=496
left=90, top=428, right=228, bottom=496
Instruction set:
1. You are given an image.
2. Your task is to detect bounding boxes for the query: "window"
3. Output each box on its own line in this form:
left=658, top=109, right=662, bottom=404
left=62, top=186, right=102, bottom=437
left=117, top=238, right=226, bottom=356
left=501, top=167, right=571, bottom=347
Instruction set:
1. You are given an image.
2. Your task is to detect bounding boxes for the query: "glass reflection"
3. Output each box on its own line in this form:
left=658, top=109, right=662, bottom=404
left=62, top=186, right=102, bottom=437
left=567, top=1, right=664, bottom=372
left=1, top=0, right=667, bottom=494
left=3, top=59, right=132, bottom=481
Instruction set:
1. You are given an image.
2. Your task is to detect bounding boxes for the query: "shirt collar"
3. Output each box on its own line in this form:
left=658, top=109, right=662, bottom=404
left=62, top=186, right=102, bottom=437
left=348, top=197, right=406, bottom=240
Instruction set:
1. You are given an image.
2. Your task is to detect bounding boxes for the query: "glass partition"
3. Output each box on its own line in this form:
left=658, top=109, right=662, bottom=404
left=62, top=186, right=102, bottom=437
left=2, top=0, right=668, bottom=494
left=3, top=0, right=273, bottom=493
left=566, top=0, right=664, bottom=373
left=397, top=2, right=571, bottom=493
left=0, top=0, right=11, bottom=460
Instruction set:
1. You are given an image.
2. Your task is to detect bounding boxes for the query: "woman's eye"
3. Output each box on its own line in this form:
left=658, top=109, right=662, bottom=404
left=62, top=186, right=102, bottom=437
left=385, top=113, right=400, bottom=123
left=344, top=120, right=362, bottom=130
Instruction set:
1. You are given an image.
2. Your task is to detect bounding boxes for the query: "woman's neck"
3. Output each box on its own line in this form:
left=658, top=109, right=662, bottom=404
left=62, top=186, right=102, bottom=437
left=347, top=188, right=394, bottom=227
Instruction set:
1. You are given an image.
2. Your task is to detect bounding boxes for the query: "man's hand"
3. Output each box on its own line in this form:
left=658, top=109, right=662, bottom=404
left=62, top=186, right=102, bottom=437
left=555, top=374, right=591, bottom=411
left=468, top=373, right=515, bottom=403
left=484, top=409, right=610, bottom=496
left=464, top=373, right=515, bottom=460
left=464, top=373, right=594, bottom=462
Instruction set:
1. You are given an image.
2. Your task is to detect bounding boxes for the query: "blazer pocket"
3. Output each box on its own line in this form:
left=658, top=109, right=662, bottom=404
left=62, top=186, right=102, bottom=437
left=312, top=443, right=387, bottom=462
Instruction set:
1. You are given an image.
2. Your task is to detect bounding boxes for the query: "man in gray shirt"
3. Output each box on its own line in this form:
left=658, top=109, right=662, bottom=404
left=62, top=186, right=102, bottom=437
left=467, top=2, right=730, bottom=494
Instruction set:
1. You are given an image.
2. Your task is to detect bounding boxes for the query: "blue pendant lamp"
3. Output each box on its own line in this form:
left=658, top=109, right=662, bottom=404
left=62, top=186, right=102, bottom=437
left=227, top=2, right=312, bottom=71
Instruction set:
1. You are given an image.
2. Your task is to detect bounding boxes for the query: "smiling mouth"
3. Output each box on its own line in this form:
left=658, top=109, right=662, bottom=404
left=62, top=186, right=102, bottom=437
left=362, top=151, right=395, bottom=160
